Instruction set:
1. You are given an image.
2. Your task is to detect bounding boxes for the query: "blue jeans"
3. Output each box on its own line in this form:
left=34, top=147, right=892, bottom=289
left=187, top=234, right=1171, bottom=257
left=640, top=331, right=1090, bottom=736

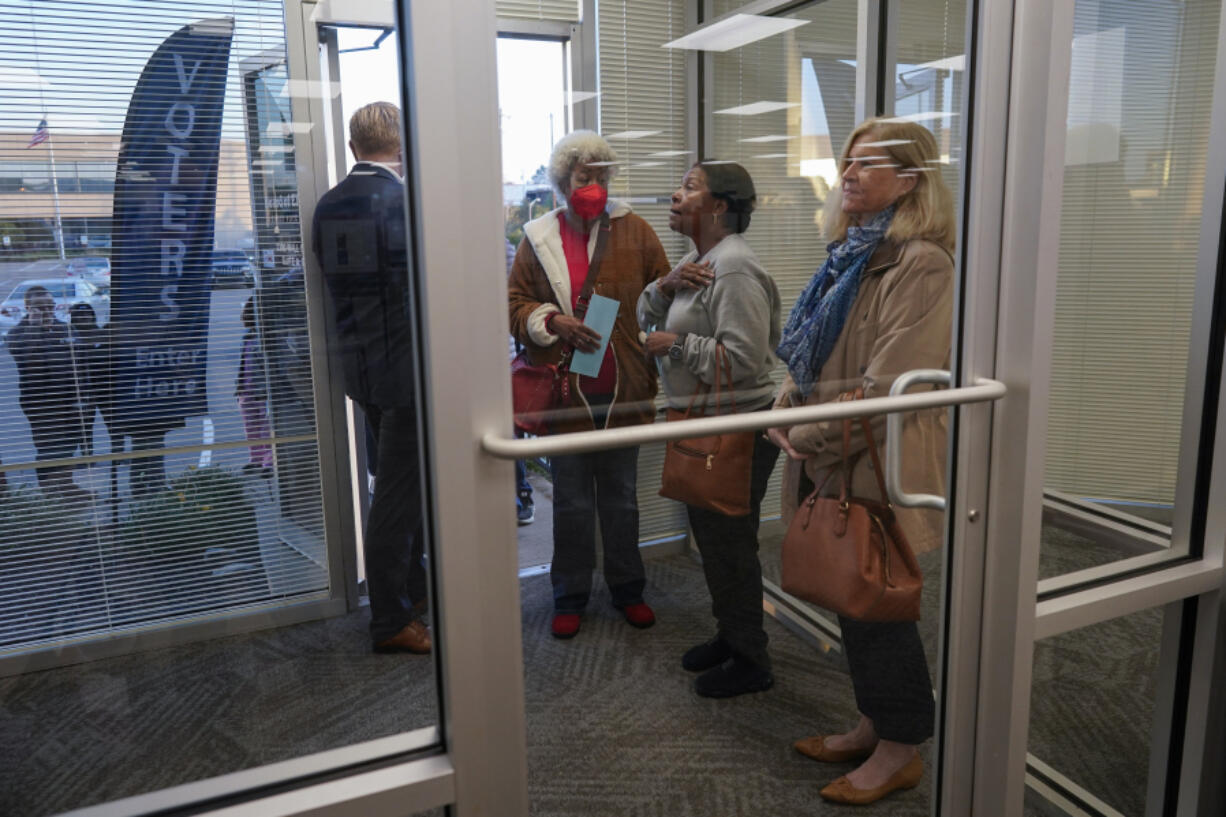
left=549, top=444, right=645, bottom=613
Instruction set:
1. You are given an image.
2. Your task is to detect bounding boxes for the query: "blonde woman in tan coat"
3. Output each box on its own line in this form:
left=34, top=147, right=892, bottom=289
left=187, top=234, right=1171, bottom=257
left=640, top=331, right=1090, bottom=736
left=767, top=118, right=955, bottom=805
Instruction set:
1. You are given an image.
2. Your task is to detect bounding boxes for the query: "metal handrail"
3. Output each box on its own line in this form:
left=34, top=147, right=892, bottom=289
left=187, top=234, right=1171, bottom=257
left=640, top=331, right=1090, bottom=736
left=482, top=375, right=1006, bottom=459
left=886, top=369, right=954, bottom=510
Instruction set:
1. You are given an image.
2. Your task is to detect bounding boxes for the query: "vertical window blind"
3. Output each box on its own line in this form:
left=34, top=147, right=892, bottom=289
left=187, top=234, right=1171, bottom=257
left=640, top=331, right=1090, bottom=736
left=1046, top=0, right=1220, bottom=505
left=0, top=1, right=328, bottom=652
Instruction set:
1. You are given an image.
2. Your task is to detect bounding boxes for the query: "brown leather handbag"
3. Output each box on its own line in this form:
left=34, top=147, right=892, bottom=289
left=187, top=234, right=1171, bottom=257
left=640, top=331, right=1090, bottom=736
left=780, top=407, right=923, bottom=622
left=659, top=345, right=755, bottom=516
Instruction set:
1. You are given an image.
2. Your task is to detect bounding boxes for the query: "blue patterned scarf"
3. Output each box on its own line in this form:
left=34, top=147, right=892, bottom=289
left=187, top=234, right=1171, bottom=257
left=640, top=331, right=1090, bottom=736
left=777, top=206, right=895, bottom=396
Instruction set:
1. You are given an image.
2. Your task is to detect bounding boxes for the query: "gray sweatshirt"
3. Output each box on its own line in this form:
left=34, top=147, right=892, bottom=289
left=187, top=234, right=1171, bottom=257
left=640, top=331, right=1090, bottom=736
left=636, top=233, right=781, bottom=413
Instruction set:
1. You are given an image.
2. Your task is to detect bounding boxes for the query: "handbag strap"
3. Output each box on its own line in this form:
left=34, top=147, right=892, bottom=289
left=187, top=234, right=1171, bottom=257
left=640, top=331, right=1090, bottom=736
left=554, top=212, right=611, bottom=370
left=837, top=387, right=892, bottom=506
left=573, top=212, right=611, bottom=321
left=679, top=343, right=737, bottom=420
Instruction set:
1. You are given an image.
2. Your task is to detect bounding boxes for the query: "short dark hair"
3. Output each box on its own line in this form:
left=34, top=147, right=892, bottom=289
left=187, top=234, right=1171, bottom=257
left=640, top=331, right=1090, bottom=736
left=697, top=161, right=756, bottom=233
left=69, top=301, right=96, bottom=327
left=23, top=285, right=52, bottom=307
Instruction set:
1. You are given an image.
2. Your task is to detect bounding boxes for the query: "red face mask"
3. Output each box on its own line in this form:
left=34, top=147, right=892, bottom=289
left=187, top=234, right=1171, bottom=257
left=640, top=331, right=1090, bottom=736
left=568, top=183, right=608, bottom=220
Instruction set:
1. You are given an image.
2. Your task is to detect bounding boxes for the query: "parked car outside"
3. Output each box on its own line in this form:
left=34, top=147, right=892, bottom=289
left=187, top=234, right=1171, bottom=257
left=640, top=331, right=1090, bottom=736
left=211, top=249, right=255, bottom=288
left=66, top=255, right=112, bottom=285
left=0, top=278, right=110, bottom=337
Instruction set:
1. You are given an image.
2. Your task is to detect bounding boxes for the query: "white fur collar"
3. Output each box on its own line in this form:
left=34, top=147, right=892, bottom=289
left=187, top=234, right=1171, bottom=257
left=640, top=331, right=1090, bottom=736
left=522, top=200, right=632, bottom=316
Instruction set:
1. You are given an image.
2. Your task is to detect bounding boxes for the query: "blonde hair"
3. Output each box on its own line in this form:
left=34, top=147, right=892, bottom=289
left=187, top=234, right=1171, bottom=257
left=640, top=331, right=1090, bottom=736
left=823, top=118, right=956, bottom=252
left=548, top=130, right=619, bottom=195
left=349, top=101, right=402, bottom=157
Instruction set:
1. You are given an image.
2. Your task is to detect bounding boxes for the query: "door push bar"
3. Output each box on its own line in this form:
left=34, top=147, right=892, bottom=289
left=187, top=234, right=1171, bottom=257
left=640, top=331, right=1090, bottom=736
left=483, top=371, right=1006, bottom=470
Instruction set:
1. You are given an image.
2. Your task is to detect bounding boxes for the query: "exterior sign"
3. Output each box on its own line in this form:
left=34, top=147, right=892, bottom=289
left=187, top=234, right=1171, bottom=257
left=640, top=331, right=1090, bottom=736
left=110, top=18, right=234, bottom=431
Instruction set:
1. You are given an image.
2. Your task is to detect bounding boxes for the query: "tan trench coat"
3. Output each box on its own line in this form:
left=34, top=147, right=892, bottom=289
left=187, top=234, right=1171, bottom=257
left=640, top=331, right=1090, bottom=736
left=773, top=238, right=953, bottom=555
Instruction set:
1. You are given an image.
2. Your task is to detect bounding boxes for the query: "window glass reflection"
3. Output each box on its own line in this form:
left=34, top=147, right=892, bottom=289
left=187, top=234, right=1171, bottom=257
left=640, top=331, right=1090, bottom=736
left=1042, top=0, right=1220, bottom=574
left=0, top=5, right=440, bottom=814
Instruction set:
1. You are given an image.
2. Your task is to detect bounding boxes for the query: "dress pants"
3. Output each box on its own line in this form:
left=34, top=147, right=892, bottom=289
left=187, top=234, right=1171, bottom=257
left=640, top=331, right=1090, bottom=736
left=838, top=616, right=935, bottom=744
left=361, top=402, right=428, bottom=644
left=685, top=429, right=780, bottom=669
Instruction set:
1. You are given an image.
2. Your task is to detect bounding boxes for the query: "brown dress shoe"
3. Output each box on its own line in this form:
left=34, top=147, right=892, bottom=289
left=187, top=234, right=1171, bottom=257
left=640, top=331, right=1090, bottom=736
left=819, top=753, right=923, bottom=805
left=373, top=620, right=432, bottom=654
left=793, top=735, right=876, bottom=763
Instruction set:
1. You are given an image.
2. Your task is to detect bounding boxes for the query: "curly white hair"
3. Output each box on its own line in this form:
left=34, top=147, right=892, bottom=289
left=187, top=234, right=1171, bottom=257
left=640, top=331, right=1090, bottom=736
left=548, top=130, right=619, bottom=194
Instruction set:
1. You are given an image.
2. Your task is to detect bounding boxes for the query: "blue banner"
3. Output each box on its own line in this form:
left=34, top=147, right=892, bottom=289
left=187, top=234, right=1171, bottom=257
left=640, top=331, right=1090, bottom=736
left=110, top=18, right=234, bottom=431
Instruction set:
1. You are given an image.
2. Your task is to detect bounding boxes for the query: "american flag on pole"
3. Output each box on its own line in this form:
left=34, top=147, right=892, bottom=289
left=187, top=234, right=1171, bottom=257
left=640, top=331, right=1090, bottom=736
left=27, top=118, right=49, bottom=148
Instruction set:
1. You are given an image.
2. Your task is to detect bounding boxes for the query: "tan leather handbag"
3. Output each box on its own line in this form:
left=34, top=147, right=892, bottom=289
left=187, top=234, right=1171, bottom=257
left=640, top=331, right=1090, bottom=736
left=659, top=345, right=755, bottom=516
left=780, top=402, right=923, bottom=622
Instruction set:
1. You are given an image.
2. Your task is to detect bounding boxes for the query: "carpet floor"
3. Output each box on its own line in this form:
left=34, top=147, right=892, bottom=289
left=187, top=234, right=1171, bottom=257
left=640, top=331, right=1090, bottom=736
left=0, top=518, right=1160, bottom=816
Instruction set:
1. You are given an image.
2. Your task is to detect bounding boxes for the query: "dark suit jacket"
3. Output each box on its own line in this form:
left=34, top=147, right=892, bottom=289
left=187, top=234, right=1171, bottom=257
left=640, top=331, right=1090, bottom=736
left=312, top=162, right=414, bottom=408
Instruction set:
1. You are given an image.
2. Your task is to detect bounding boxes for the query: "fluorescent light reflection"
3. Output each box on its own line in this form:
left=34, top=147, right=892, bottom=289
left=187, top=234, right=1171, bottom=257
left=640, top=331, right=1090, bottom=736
left=880, top=111, right=958, bottom=123
left=715, top=101, right=799, bottom=116
left=739, top=134, right=793, bottom=143
left=605, top=130, right=662, bottom=140
left=858, top=139, right=913, bottom=148
left=751, top=154, right=790, bottom=159
left=662, top=14, right=808, bottom=53
left=648, top=150, right=694, bottom=157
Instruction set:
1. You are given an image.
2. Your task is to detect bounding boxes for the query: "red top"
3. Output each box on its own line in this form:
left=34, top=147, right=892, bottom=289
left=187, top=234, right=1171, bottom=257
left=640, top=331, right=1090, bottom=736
left=558, top=213, right=616, bottom=393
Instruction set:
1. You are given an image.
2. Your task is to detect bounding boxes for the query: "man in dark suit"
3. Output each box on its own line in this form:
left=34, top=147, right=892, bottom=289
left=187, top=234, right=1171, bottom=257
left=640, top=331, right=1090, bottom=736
left=7, top=285, right=92, bottom=504
left=312, top=102, right=429, bottom=654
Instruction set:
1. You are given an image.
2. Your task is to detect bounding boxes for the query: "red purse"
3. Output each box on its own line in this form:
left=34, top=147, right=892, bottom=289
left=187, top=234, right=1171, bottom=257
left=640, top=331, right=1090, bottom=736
left=510, top=349, right=571, bottom=435
left=511, top=214, right=610, bottom=435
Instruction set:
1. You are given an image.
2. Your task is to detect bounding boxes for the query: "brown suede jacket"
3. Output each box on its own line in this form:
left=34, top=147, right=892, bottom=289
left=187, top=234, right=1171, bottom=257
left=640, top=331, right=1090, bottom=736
left=508, top=201, right=671, bottom=434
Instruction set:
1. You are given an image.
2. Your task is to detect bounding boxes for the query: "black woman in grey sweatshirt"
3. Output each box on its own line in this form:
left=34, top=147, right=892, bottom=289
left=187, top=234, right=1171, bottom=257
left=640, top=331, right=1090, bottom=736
left=636, top=161, right=783, bottom=699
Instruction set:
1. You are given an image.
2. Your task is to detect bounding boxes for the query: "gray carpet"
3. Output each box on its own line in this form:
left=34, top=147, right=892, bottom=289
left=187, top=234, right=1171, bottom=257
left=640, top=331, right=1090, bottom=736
left=0, top=609, right=439, bottom=816
left=521, top=552, right=932, bottom=817
left=0, top=515, right=1161, bottom=817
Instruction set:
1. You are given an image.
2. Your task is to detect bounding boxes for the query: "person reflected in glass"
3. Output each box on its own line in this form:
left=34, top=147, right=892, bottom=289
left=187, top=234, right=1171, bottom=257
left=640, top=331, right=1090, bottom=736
left=637, top=162, right=782, bottom=697
left=67, top=302, right=105, bottom=459
left=7, top=286, right=91, bottom=504
left=507, top=130, right=671, bottom=639
left=235, top=298, right=272, bottom=476
left=312, top=102, right=430, bottom=655
left=767, top=118, right=954, bottom=805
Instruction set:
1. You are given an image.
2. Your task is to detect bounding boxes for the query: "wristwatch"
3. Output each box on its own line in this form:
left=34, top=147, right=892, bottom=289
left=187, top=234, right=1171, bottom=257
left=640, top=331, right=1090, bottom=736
left=668, top=333, right=688, bottom=360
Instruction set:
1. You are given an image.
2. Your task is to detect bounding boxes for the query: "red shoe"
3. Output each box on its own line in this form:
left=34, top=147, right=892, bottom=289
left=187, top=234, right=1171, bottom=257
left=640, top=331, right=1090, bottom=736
left=620, top=602, right=656, bottom=629
left=551, top=613, right=581, bottom=639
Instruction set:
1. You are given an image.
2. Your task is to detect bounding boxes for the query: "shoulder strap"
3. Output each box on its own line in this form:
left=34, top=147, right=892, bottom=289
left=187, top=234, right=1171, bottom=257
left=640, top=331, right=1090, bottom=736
left=836, top=388, right=891, bottom=504
left=573, top=212, right=611, bottom=320
left=857, top=416, right=891, bottom=505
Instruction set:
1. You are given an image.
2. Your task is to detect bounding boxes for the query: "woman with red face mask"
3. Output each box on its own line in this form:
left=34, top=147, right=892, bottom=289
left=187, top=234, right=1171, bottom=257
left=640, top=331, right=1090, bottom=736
left=508, top=130, right=671, bottom=640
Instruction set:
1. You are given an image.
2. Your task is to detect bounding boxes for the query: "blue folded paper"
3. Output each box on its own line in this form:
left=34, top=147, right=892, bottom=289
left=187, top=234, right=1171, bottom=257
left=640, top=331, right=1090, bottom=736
left=569, top=294, right=619, bottom=377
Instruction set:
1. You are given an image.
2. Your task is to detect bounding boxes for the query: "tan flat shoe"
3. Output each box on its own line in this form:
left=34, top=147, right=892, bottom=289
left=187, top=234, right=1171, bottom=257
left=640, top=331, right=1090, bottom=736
left=793, top=735, right=875, bottom=763
left=819, top=753, right=923, bottom=805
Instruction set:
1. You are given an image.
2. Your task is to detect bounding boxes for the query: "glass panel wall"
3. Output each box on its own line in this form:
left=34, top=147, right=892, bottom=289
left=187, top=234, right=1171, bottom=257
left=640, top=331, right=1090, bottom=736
left=1026, top=608, right=1168, bottom=815
left=0, top=3, right=442, bottom=814
left=1042, top=0, right=1221, bottom=576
